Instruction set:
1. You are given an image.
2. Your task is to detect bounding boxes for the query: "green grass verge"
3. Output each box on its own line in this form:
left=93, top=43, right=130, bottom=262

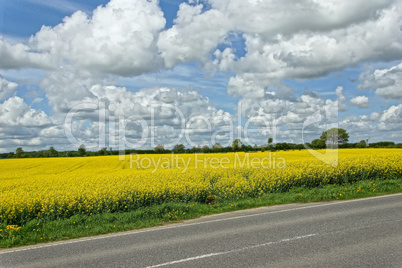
left=1, top=178, right=401, bottom=249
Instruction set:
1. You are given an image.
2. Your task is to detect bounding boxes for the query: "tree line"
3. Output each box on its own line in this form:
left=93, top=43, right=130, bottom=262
left=2, top=128, right=401, bottom=159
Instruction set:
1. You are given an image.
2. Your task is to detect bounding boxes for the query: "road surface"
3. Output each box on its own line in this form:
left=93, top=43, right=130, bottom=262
left=1, top=193, right=401, bottom=267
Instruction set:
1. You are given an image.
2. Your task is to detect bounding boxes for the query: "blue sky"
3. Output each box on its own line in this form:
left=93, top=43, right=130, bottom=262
left=1, top=0, right=184, bottom=37
left=0, top=0, right=401, bottom=152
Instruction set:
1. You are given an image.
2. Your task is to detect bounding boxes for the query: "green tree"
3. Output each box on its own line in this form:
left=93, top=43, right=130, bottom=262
left=212, top=142, right=222, bottom=152
left=311, top=139, right=326, bottom=149
left=49, top=146, right=58, bottom=157
left=172, top=144, right=185, bottom=154
left=232, top=139, right=242, bottom=151
left=154, top=144, right=165, bottom=153
left=78, top=144, right=86, bottom=156
left=189, top=146, right=201, bottom=153
left=312, top=138, right=325, bottom=149
left=267, top=137, right=276, bottom=151
left=16, top=147, right=24, bottom=158
left=98, top=147, right=107, bottom=155
left=320, top=128, right=349, bottom=149
left=7, top=152, right=15, bottom=158
left=202, top=145, right=210, bottom=153
left=356, top=140, right=367, bottom=148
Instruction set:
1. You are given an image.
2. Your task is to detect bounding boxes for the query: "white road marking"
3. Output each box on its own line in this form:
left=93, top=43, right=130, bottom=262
left=0, top=193, right=400, bottom=255
left=146, top=234, right=317, bottom=268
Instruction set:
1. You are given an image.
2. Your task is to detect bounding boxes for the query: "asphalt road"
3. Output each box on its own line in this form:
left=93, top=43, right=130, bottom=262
left=1, top=193, right=401, bottom=268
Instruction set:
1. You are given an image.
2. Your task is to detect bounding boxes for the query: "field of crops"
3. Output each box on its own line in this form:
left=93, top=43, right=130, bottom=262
left=1, top=149, right=401, bottom=225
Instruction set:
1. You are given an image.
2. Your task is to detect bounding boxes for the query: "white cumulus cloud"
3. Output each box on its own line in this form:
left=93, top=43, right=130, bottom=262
left=0, top=96, right=53, bottom=127
left=157, top=3, right=227, bottom=68
left=0, top=76, right=18, bottom=100
left=358, top=62, right=402, bottom=100
left=350, top=96, right=370, bottom=108
left=0, top=37, right=53, bottom=70
left=29, top=0, right=166, bottom=76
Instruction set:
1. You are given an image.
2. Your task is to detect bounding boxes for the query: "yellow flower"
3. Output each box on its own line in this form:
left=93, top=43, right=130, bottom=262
left=0, top=149, right=400, bottom=223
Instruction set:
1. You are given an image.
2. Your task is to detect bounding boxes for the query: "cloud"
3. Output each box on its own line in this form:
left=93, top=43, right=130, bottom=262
left=28, top=0, right=166, bottom=76
left=0, top=37, right=53, bottom=70
left=31, top=97, right=44, bottom=104
left=0, top=76, right=18, bottom=100
left=227, top=76, right=265, bottom=99
left=232, top=85, right=350, bottom=144
left=379, top=104, right=401, bottom=124
left=3, top=0, right=400, bottom=80
left=40, top=68, right=97, bottom=114
left=1, top=0, right=402, bottom=151
left=358, top=62, right=402, bottom=100
left=158, top=0, right=397, bottom=71
left=234, top=6, right=399, bottom=78
left=157, top=3, right=227, bottom=68
left=325, top=86, right=347, bottom=114
left=0, top=96, right=53, bottom=127
left=208, top=0, right=395, bottom=36
left=350, top=96, right=370, bottom=108
left=53, top=81, right=235, bottom=149
left=340, top=104, right=402, bottom=141
left=89, top=84, right=233, bottom=125
left=205, top=1, right=402, bottom=100
left=0, top=96, right=56, bottom=152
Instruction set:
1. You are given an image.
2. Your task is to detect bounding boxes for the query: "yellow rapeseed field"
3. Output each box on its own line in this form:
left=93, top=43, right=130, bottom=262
left=0, top=149, right=401, bottom=224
